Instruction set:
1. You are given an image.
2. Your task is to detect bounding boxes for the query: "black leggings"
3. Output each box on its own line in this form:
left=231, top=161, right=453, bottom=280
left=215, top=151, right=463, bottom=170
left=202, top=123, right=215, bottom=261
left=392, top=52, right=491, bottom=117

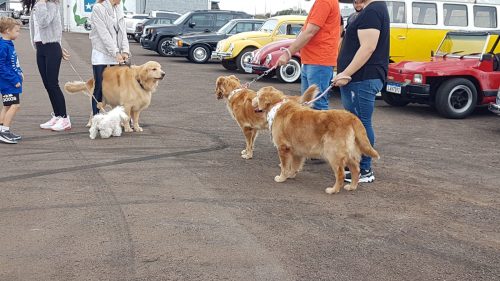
left=36, top=42, right=67, bottom=118
left=92, top=65, right=108, bottom=115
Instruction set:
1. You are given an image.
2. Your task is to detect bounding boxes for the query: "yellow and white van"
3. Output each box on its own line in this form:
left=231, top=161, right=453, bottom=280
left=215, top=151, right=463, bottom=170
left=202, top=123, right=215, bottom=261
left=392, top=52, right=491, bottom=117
left=340, top=0, right=500, bottom=62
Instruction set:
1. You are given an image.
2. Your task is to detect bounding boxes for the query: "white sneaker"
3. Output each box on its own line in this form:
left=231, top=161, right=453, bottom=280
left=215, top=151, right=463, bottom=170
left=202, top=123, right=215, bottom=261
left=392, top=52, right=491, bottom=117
left=51, top=116, right=71, bottom=131
left=40, top=113, right=60, bottom=129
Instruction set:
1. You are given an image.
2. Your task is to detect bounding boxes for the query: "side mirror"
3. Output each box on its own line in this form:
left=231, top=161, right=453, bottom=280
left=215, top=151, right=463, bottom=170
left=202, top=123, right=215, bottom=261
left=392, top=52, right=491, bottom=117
left=189, top=22, right=196, bottom=28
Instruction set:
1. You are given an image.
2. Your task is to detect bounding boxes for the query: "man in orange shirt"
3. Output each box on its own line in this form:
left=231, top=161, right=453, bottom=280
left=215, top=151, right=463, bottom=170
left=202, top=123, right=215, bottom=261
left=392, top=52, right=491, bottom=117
left=277, top=0, right=341, bottom=110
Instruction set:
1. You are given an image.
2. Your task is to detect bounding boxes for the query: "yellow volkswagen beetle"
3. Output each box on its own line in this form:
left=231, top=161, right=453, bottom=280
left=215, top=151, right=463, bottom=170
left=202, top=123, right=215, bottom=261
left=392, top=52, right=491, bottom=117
left=212, top=15, right=306, bottom=73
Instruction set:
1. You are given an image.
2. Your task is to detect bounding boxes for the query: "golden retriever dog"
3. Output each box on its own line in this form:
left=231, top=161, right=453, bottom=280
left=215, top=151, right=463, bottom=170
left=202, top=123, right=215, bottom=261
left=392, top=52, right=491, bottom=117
left=64, top=61, right=165, bottom=132
left=215, top=75, right=315, bottom=159
left=252, top=85, right=380, bottom=194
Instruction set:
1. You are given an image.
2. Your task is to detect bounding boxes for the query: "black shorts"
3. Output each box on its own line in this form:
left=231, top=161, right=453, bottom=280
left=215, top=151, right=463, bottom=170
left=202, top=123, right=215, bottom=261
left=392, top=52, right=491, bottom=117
left=1, top=94, right=20, bottom=106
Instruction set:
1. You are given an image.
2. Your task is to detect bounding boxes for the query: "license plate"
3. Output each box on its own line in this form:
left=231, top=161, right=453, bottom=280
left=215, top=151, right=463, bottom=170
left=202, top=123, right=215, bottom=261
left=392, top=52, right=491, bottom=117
left=386, top=83, right=402, bottom=94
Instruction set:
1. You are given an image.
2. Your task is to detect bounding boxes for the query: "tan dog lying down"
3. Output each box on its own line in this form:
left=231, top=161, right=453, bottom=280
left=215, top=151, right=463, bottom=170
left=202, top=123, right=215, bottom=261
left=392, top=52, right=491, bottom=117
left=252, top=85, right=380, bottom=194
left=64, top=61, right=165, bottom=132
left=215, top=75, right=315, bottom=159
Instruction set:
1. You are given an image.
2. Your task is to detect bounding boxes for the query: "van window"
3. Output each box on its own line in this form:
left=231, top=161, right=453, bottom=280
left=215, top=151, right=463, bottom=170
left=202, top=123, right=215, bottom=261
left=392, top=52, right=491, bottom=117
left=412, top=2, right=437, bottom=25
left=444, top=4, right=467, bottom=26
left=474, top=6, right=497, bottom=28
left=190, top=14, right=213, bottom=28
left=387, top=1, right=406, bottom=23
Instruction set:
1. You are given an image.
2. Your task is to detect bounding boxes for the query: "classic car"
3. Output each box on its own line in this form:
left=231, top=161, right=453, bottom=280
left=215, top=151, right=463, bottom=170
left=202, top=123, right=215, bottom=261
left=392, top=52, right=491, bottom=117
left=171, top=19, right=264, bottom=63
left=383, top=30, right=500, bottom=119
left=212, top=15, right=306, bottom=73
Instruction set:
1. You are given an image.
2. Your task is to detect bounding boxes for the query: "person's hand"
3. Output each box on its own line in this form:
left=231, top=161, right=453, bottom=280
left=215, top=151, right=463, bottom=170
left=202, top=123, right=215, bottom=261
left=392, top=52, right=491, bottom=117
left=121, top=53, right=129, bottom=61
left=62, top=48, right=70, bottom=61
left=276, top=49, right=291, bottom=67
left=332, top=72, right=352, bottom=87
left=115, top=53, right=124, bottom=63
left=15, top=82, right=21, bottom=88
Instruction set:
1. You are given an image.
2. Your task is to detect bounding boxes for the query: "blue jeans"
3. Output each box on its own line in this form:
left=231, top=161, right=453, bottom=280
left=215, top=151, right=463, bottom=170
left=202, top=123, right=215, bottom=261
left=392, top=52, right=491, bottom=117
left=340, top=79, right=384, bottom=170
left=301, top=64, right=334, bottom=110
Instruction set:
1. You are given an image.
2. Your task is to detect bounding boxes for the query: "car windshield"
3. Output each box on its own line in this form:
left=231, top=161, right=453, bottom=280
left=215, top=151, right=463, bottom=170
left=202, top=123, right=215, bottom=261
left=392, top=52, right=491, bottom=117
left=173, top=12, right=191, bottom=25
left=435, top=34, right=489, bottom=57
left=259, top=19, right=278, bottom=33
left=217, top=20, right=236, bottom=34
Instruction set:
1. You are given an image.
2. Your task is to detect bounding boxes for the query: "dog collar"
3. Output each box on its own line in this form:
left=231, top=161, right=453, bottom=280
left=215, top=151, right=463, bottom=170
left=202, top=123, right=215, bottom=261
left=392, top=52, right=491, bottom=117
left=228, top=88, right=243, bottom=101
left=267, top=99, right=287, bottom=131
left=137, top=79, right=146, bottom=90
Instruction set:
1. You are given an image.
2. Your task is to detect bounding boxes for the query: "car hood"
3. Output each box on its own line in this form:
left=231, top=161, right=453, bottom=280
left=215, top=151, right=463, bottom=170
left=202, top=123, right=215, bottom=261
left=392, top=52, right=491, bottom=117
left=390, top=57, right=480, bottom=75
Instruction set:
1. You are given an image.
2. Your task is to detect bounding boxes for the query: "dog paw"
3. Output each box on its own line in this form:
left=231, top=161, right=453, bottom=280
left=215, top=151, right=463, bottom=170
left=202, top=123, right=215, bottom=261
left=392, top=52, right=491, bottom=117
left=86, top=123, right=92, bottom=128
left=325, top=187, right=340, bottom=194
left=134, top=126, right=143, bottom=132
left=124, top=127, right=133, bottom=133
left=274, top=175, right=287, bottom=183
left=344, top=184, right=357, bottom=191
left=241, top=153, right=253, bottom=159
left=241, top=149, right=247, bottom=155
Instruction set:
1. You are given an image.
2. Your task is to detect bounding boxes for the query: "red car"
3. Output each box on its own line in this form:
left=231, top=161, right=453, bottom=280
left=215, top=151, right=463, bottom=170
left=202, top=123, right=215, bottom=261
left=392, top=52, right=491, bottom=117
left=383, top=30, right=500, bottom=119
left=246, top=39, right=301, bottom=83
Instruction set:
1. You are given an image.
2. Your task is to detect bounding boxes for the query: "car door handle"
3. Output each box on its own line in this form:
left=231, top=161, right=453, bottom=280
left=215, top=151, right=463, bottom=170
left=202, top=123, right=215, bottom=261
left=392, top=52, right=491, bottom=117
left=397, top=35, right=406, bottom=40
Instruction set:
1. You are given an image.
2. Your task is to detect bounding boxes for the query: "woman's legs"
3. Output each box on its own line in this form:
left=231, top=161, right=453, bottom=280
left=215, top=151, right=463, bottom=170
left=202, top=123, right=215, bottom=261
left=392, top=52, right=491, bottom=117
left=36, top=43, right=67, bottom=117
left=92, top=65, right=107, bottom=115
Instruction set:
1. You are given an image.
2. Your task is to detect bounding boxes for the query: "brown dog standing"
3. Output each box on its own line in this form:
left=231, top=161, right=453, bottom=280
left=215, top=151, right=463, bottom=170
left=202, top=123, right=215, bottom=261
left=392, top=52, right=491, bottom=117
left=252, top=85, right=379, bottom=194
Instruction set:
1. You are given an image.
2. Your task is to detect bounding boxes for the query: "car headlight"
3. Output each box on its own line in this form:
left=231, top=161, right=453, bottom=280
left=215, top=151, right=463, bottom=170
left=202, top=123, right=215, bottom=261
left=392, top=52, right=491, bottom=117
left=413, top=74, right=423, bottom=84
left=228, top=43, right=234, bottom=53
left=265, top=54, right=272, bottom=66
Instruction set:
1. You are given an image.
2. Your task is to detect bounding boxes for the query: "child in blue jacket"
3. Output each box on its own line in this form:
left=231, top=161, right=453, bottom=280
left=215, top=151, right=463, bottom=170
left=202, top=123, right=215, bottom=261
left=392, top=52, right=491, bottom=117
left=0, top=17, right=23, bottom=144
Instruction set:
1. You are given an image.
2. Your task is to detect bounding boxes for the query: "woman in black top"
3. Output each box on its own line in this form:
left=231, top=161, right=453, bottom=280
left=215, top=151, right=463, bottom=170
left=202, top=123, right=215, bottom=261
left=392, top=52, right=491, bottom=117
left=333, top=0, right=390, bottom=183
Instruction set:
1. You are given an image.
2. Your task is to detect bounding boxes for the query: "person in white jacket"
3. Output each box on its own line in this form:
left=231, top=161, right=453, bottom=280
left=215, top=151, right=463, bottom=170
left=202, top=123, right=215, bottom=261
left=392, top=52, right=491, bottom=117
left=89, top=0, right=130, bottom=116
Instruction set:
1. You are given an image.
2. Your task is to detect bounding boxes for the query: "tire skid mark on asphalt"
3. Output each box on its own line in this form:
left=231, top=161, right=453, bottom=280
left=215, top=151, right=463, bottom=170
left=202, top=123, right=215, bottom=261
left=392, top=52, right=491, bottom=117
left=59, top=134, right=138, bottom=280
left=0, top=125, right=229, bottom=183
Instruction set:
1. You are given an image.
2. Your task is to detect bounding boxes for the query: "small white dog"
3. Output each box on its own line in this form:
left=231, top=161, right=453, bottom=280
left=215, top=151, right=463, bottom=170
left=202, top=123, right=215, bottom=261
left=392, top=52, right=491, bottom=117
left=89, top=106, right=128, bottom=139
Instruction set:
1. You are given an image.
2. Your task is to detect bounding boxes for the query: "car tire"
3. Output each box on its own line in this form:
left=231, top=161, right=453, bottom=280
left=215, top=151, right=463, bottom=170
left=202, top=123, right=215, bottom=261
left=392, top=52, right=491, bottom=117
left=157, top=37, right=174, bottom=57
left=276, top=57, right=301, bottom=83
left=381, top=91, right=410, bottom=107
left=221, top=59, right=238, bottom=71
left=435, top=78, right=477, bottom=119
left=236, top=47, right=257, bottom=73
left=189, top=45, right=211, bottom=64
left=134, top=35, right=140, bottom=43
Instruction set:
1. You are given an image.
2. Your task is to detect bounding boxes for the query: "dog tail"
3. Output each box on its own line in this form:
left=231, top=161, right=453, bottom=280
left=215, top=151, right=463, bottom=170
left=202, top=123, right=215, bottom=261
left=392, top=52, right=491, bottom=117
left=353, top=118, right=380, bottom=160
left=300, top=84, right=319, bottom=106
left=64, top=79, right=95, bottom=97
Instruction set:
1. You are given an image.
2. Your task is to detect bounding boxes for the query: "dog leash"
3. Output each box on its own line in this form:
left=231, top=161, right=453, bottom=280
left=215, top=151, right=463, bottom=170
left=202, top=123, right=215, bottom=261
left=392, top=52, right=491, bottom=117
left=303, top=84, right=333, bottom=107
left=241, top=65, right=278, bottom=89
left=67, top=59, right=107, bottom=113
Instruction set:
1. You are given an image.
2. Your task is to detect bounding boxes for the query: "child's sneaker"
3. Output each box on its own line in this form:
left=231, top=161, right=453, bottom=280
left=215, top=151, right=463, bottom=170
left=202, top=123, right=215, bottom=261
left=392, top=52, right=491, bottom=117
left=345, top=168, right=375, bottom=183
left=4, top=130, right=21, bottom=141
left=51, top=116, right=71, bottom=131
left=0, top=131, right=18, bottom=144
left=40, top=113, right=59, bottom=129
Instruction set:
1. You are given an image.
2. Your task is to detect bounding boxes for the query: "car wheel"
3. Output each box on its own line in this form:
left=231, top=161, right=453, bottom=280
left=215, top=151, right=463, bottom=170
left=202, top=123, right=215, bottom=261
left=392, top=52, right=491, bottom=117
left=435, top=78, right=477, bottom=119
left=189, top=45, right=211, bottom=64
left=381, top=91, right=410, bottom=107
left=221, top=59, right=238, bottom=71
left=157, top=37, right=174, bottom=57
left=134, top=35, right=140, bottom=43
left=276, top=57, right=301, bottom=83
left=236, top=47, right=257, bottom=73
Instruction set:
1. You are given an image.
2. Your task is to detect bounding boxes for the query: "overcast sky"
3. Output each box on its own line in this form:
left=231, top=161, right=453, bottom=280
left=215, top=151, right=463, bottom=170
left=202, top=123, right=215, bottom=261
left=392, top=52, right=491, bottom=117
left=218, top=0, right=315, bottom=15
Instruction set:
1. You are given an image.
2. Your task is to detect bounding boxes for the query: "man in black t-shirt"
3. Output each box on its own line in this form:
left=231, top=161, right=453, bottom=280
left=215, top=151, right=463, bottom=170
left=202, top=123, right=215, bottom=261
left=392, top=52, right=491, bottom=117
left=332, top=0, right=390, bottom=184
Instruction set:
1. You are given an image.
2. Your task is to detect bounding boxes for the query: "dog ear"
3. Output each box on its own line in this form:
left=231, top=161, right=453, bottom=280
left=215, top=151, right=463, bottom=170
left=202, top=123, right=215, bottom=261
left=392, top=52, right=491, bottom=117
left=229, top=75, right=239, bottom=82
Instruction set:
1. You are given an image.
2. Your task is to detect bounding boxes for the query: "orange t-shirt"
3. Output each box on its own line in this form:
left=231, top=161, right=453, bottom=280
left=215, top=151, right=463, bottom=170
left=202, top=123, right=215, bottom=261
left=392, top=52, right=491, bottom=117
left=301, top=0, right=341, bottom=66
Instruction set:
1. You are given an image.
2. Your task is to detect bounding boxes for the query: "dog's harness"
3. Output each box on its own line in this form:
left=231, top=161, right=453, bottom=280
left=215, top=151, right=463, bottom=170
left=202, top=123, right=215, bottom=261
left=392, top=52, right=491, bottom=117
left=267, top=99, right=288, bottom=131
